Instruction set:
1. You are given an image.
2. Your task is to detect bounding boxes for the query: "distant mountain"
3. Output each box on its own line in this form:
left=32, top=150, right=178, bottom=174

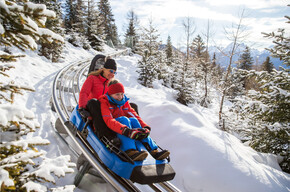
left=160, top=43, right=287, bottom=70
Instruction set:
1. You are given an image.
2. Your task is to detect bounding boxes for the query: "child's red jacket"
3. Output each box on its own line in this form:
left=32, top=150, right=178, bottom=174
left=98, top=94, right=149, bottom=135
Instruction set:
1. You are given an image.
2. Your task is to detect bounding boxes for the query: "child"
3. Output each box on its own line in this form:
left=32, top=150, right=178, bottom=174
left=98, top=79, right=170, bottom=161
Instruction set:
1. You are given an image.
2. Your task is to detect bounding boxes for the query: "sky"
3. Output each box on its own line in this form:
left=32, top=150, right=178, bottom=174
left=110, top=0, right=289, bottom=50
left=1, top=42, right=289, bottom=191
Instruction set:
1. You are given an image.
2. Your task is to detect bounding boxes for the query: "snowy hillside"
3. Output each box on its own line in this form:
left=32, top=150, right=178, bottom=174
left=2, top=43, right=289, bottom=192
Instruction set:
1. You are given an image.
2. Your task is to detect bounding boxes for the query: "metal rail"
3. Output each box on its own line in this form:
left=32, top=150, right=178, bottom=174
left=51, top=50, right=181, bottom=192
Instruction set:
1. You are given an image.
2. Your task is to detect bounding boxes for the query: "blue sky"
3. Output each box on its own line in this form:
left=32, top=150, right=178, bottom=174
left=110, top=0, right=289, bottom=50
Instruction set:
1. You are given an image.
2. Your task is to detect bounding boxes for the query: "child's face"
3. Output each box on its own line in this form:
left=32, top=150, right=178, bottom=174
left=110, top=92, right=124, bottom=101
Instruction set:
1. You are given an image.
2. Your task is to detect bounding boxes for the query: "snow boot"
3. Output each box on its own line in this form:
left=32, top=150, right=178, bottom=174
left=150, top=149, right=170, bottom=160
left=125, top=149, right=148, bottom=161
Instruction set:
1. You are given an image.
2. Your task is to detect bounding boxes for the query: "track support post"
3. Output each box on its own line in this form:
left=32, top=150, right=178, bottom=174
left=74, top=161, right=92, bottom=186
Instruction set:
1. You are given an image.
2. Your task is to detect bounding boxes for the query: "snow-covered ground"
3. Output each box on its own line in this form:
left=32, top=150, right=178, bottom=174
left=2, top=43, right=289, bottom=192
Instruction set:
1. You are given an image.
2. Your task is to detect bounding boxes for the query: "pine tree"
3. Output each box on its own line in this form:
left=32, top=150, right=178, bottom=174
left=210, top=53, right=224, bottom=87
left=0, top=2, right=74, bottom=190
left=30, top=0, right=65, bottom=62
left=98, top=0, right=119, bottom=47
left=237, top=46, right=256, bottom=90
left=124, top=9, right=139, bottom=52
left=64, top=0, right=77, bottom=33
left=137, top=50, right=158, bottom=88
left=238, top=46, right=253, bottom=70
left=190, top=35, right=211, bottom=107
left=156, top=35, right=175, bottom=88
left=0, top=0, right=64, bottom=57
left=232, top=69, right=290, bottom=173
left=176, top=60, right=194, bottom=105
left=64, top=0, right=90, bottom=49
left=261, top=56, right=274, bottom=73
left=171, top=53, right=184, bottom=90
left=190, top=35, right=206, bottom=82
left=156, top=50, right=173, bottom=87
left=166, top=36, right=173, bottom=60
left=227, top=68, right=248, bottom=98
left=262, top=11, right=290, bottom=66
left=212, top=52, right=217, bottom=68
left=86, top=0, right=104, bottom=51
left=190, top=35, right=206, bottom=58
left=64, top=0, right=86, bottom=35
left=136, top=18, right=160, bottom=88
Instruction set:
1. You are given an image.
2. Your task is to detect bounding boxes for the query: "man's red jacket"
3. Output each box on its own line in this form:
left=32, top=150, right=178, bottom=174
left=78, top=75, right=108, bottom=108
left=98, top=94, right=149, bottom=135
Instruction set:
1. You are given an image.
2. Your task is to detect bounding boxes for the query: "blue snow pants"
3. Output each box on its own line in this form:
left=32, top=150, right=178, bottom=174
left=115, top=116, right=158, bottom=152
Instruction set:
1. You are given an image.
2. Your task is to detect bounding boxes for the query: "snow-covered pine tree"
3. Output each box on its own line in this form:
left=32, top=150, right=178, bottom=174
left=157, top=35, right=175, bottom=88
left=64, top=0, right=77, bottom=32
left=171, top=52, right=185, bottom=90
left=219, top=69, right=249, bottom=138
left=0, top=0, right=64, bottom=61
left=86, top=0, right=104, bottom=51
left=124, top=9, right=139, bottom=53
left=156, top=50, right=173, bottom=87
left=176, top=59, right=194, bottom=105
left=226, top=68, right=248, bottom=99
left=226, top=9, right=290, bottom=173
left=238, top=46, right=253, bottom=70
left=165, top=35, right=173, bottom=60
left=1, top=1, right=75, bottom=190
left=98, top=0, right=119, bottom=47
left=64, top=0, right=90, bottom=49
left=136, top=49, right=158, bottom=88
left=136, top=18, right=160, bottom=88
left=261, top=56, right=274, bottom=73
left=237, top=46, right=256, bottom=90
left=262, top=10, right=290, bottom=67
left=190, top=35, right=211, bottom=107
left=30, top=0, right=65, bottom=62
left=210, top=53, right=224, bottom=87
left=235, top=69, right=290, bottom=173
left=190, top=35, right=205, bottom=86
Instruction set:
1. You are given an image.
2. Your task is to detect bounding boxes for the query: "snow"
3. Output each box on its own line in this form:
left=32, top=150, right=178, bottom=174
left=25, top=2, right=56, bottom=18
left=38, top=28, right=64, bottom=42
left=22, top=181, right=47, bottom=192
left=31, top=155, right=75, bottom=183
left=0, top=169, right=14, bottom=187
left=0, top=43, right=289, bottom=192
left=0, top=104, right=35, bottom=127
left=0, top=23, right=4, bottom=34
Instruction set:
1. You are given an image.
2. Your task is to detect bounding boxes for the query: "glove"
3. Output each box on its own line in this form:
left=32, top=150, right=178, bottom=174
left=143, top=126, right=151, bottom=132
left=122, top=127, right=149, bottom=140
left=138, top=128, right=150, bottom=140
left=78, top=107, right=91, bottom=120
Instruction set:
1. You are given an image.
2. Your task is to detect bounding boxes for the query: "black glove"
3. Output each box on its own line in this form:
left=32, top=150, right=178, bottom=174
left=143, top=126, right=151, bottom=132
left=122, top=127, right=149, bottom=140
left=78, top=107, right=91, bottom=120
left=138, top=128, right=150, bottom=140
